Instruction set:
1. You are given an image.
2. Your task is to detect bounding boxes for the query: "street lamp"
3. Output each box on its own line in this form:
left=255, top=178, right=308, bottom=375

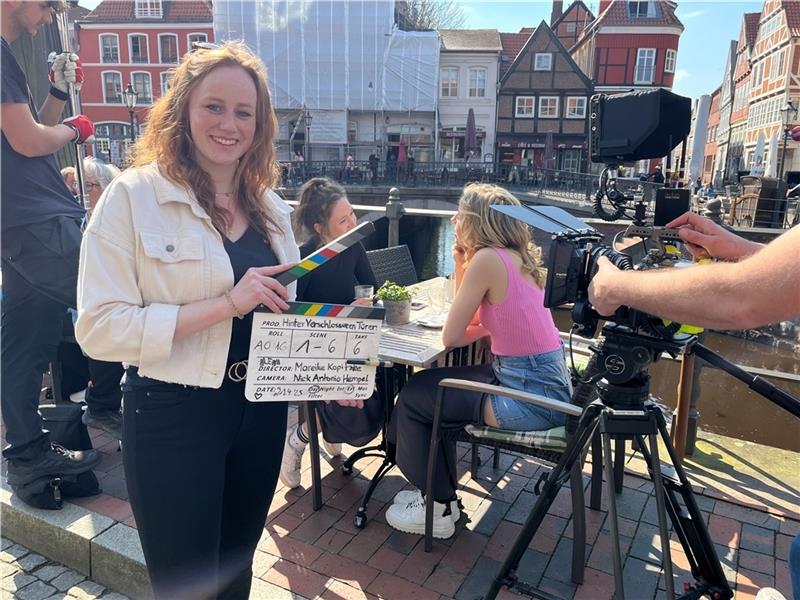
left=123, top=83, right=139, bottom=142
left=304, top=109, right=312, bottom=165
left=777, top=100, right=797, bottom=182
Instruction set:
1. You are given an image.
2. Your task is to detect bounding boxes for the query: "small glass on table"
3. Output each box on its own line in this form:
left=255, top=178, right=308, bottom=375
left=354, top=285, right=374, bottom=306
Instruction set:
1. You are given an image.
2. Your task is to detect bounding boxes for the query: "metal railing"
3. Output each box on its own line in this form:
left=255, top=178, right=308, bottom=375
left=278, top=160, right=599, bottom=201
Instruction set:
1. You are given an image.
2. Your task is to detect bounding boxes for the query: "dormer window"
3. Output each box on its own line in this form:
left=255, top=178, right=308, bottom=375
left=629, top=1, right=659, bottom=18
left=135, top=0, right=162, bottom=19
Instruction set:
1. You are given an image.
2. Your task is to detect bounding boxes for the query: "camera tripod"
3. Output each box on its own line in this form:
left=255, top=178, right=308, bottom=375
left=486, top=325, right=738, bottom=600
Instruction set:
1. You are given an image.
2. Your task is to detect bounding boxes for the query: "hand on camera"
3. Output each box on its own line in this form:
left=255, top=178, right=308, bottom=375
left=62, top=115, right=95, bottom=144
left=666, top=212, right=763, bottom=261
left=228, top=264, right=293, bottom=315
left=49, top=52, right=83, bottom=93
left=587, top=256, right=622, bottom=317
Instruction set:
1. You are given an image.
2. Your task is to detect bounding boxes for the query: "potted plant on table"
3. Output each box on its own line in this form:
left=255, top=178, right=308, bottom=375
left=375, top=280, right=412, bottom=325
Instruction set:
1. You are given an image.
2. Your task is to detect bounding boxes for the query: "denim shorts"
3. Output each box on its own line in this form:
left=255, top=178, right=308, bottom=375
left=489, top=347, right=573, bottom=431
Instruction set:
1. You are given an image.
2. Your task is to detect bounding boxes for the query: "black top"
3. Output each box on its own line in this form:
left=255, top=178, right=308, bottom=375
left=223, top=226, right=279, bottom=362
left=1, top=38, right=84, bottom=232
left=296, top=240, right=376, bottom=305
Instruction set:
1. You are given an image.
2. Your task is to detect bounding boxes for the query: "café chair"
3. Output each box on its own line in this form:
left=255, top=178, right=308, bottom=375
left=423, top=377, right=589, bottom=584
left=366, top=245, right=418, bottom=287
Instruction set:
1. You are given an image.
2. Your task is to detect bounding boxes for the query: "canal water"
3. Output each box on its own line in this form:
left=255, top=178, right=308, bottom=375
left=398, top=214, right=800, bottom=453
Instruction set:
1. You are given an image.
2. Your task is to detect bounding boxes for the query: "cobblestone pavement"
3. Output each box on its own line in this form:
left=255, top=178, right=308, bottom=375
left=0, top=537, right=128, bottom=600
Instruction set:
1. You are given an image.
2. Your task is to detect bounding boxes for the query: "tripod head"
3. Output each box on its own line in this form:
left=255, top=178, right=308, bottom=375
left=583, top=323, right=694, bottom=410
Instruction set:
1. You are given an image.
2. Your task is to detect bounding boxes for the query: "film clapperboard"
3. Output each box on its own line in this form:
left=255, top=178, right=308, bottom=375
left=245, top=222, right=386, bottom=402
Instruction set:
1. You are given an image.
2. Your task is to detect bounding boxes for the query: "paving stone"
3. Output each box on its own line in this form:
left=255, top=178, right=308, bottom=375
left=2, top=571, right=36, bottom=592
left=1, top=538, right=12, bottom=551
left=715, top=543, right=739, bottom=589
left=615, top=488, right=649, bottom=522
left=454, top=555, right=502, bottom=600
left=740, top=523, right=775, bottom=556
left=1, top=543, right=30, bottom=561
left=382, top=530, right=420, bottom=555
left=50, top=569, right=86, bottom=592
left=16, top=552, right=47, bottom=571
left=622, top=556, right=660, bottom=600
left=16, top=580, right=57, bottom=600
left=366, top=572, right=439, bottom=600
left=505, top=491, right=536, bottom=525
left=98, top=593, right=131, bottom=600
left=629, top=522, right=664, bottom=565
left=543, top=537, right=577, bottom=584
left=66, top=578, right=106, bottom=598
left=291, top=506, right=344, bottom=544
left=468, top=498, right=510, bottom=537
left=515, top=548, right=548, bottom=587
left=537, top=576, right=577, bottom=599
left=31, top=565, right=67, bottom=583
left=0, top=561, right=19, bottom=578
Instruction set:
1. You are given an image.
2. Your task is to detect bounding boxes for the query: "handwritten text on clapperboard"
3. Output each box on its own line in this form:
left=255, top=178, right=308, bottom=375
left=245, top=308, right=382, bottom=402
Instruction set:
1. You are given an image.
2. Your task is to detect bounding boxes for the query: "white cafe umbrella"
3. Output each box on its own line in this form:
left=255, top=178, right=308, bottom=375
left=765, top=131, right=779, bottom=177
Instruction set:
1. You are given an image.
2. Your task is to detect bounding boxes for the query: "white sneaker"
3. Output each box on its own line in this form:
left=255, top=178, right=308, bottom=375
left=279, top=424, right=306, bottom=489
left=321, top=436, right=342, bottom=458
left=385, top=491, right=456, bottom=539
left=69, top=389, right=87, bottom=404
left=393, top=489, right=460, bottom=523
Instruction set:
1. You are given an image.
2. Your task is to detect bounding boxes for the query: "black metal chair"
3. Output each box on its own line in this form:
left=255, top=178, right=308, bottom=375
left=366, top=245, right=418, bottom=287
left=424, top=377, right=588, bottom=584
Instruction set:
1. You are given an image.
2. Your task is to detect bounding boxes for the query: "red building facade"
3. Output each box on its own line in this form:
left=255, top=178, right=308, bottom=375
left=75, top=0, right=213, bottom=164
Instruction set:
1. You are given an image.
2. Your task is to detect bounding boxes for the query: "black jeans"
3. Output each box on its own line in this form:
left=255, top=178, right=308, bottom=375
left=1, top=217, right=82, bottom=458
left=123, top=378, right=287, bottom=599
left=388, top=364, right=493, bottom=502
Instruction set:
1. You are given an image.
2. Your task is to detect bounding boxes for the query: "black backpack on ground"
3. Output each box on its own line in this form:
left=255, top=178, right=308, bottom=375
left=11, top=404, right=102, bottom=510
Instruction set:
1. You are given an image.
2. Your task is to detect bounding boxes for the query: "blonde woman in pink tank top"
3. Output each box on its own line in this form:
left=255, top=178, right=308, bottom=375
left=386, top=184, right=573, bottom=539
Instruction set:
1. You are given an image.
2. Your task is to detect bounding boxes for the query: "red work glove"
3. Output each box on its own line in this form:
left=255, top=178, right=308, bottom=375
left=48, top=52, right=83, bottom=93
left=63, top=115, right=95, bottom=144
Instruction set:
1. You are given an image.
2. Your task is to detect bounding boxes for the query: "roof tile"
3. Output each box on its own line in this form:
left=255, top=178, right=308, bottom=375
left=81, top=0, right=212, bottom=23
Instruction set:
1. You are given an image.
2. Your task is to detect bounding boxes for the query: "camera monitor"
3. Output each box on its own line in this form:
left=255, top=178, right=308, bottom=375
left=653, top=188, right=691, bottom=226
left=590, top=89, right=691, bottom=163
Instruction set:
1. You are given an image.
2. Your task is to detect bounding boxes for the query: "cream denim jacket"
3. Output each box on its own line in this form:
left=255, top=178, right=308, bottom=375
left=76, top=163, right=300, bottom=388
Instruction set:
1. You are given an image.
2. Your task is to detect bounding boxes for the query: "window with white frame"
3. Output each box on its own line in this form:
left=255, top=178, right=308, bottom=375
left=129, top=34, right=148, bottom=63
left=629, top=1, right=658, bottom=18
left=440, top=67, right=458, bottom=97
left=160, top=71, right=174, bottom=94
left=515, top=96, right=535, bottom=117
left=468, top=68, right=487, bottom=97
left=534, top=53, right=552, bottom=71
left=566, top=97, right=586, bottom=118
left=102, top=72, right=122, bottom=103
left=539, top=96, right=559, bottom=118
left=770, top=50, right=785, bottom=80
left=159, top=34, right=178, bottom=64
left=135, top=0, right=162, bottom=18
left=665, top=49, right=676, bottom=74
left=187, top=33, right=208, bottom=48
left=132, top=72, right=153, bottom=104
left=100, top=34, right=119, bottom=63
left=634, top=48, right=656, bottom=84
left=561, top=149, right=582, bottom=172
left=753, top=61, right=764, bottom=86
left=566, top=22, right=576, bottom=33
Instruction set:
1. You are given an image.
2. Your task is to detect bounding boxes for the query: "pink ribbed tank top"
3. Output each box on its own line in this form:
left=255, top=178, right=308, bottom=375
left=478, top=247, right=562, bottom=356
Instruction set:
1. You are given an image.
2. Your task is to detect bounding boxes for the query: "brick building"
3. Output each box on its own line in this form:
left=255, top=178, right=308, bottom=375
left=75, top=0, right=213, bottom=164
left=496, top=21, right=593, bottom=170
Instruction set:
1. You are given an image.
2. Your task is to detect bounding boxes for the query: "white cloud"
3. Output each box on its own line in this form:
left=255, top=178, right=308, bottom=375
left=679, top=10, right=707, bottom=19
left=674, top=69, right=689, bottom=83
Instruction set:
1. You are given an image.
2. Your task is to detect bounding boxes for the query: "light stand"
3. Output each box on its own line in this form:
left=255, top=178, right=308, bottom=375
left=777, top=100, right=797, bottom=182
left=304, top=109, right=313, bottom=165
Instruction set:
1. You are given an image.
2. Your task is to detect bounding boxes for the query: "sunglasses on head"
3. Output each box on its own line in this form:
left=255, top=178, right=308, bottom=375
left=191, top=41, right=223, bottom=52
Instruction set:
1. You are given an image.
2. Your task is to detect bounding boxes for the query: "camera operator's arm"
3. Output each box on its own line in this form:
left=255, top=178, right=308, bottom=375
left=667, top=212, right=764, bottom=261
left=588, top=226, right=800, bottom=329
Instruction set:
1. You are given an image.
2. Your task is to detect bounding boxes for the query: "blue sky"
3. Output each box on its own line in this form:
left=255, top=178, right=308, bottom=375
left=80, top=0, right=763, bottom=100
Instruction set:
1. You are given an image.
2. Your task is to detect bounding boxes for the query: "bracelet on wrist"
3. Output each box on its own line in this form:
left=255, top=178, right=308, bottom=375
left=224, top=291, right=244, bottom=320
left=49, top=86, right=70, bottom=101
left=63, top=123, right=79, bottom=143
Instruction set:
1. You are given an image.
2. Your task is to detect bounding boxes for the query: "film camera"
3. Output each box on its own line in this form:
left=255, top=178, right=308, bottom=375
left=495, top=89, right=697, bottom=340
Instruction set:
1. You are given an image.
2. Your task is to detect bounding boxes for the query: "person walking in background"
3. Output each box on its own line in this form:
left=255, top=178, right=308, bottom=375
left=386, top=183, right=572, bottom=539
left=76, top=42, right=299, bottom=598
left=1, top=0, right=100, bottom=490
left=280, top=177, right=383, bottom=488
left=368, top=149, right=380, bottom=185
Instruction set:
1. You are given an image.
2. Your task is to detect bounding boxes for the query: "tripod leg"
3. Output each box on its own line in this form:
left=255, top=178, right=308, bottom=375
left=484, top=403, right=602, bottom=600
left=601, top=428, right=625, bottom=600
left=590, top=431, right=602, bottom=510
left=641, top=431, right=675, bottom=599
left=614, top=438, right=625, bottom=494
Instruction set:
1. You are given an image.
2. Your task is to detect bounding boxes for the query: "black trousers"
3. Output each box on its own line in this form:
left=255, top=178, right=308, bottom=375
left=122, top=378, right=287, bottom=599
left=86, top=358, right=124, bottom=412
left=388, top=364, right=493, bottom=502
left=1, top=217, right=82, bottom=458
